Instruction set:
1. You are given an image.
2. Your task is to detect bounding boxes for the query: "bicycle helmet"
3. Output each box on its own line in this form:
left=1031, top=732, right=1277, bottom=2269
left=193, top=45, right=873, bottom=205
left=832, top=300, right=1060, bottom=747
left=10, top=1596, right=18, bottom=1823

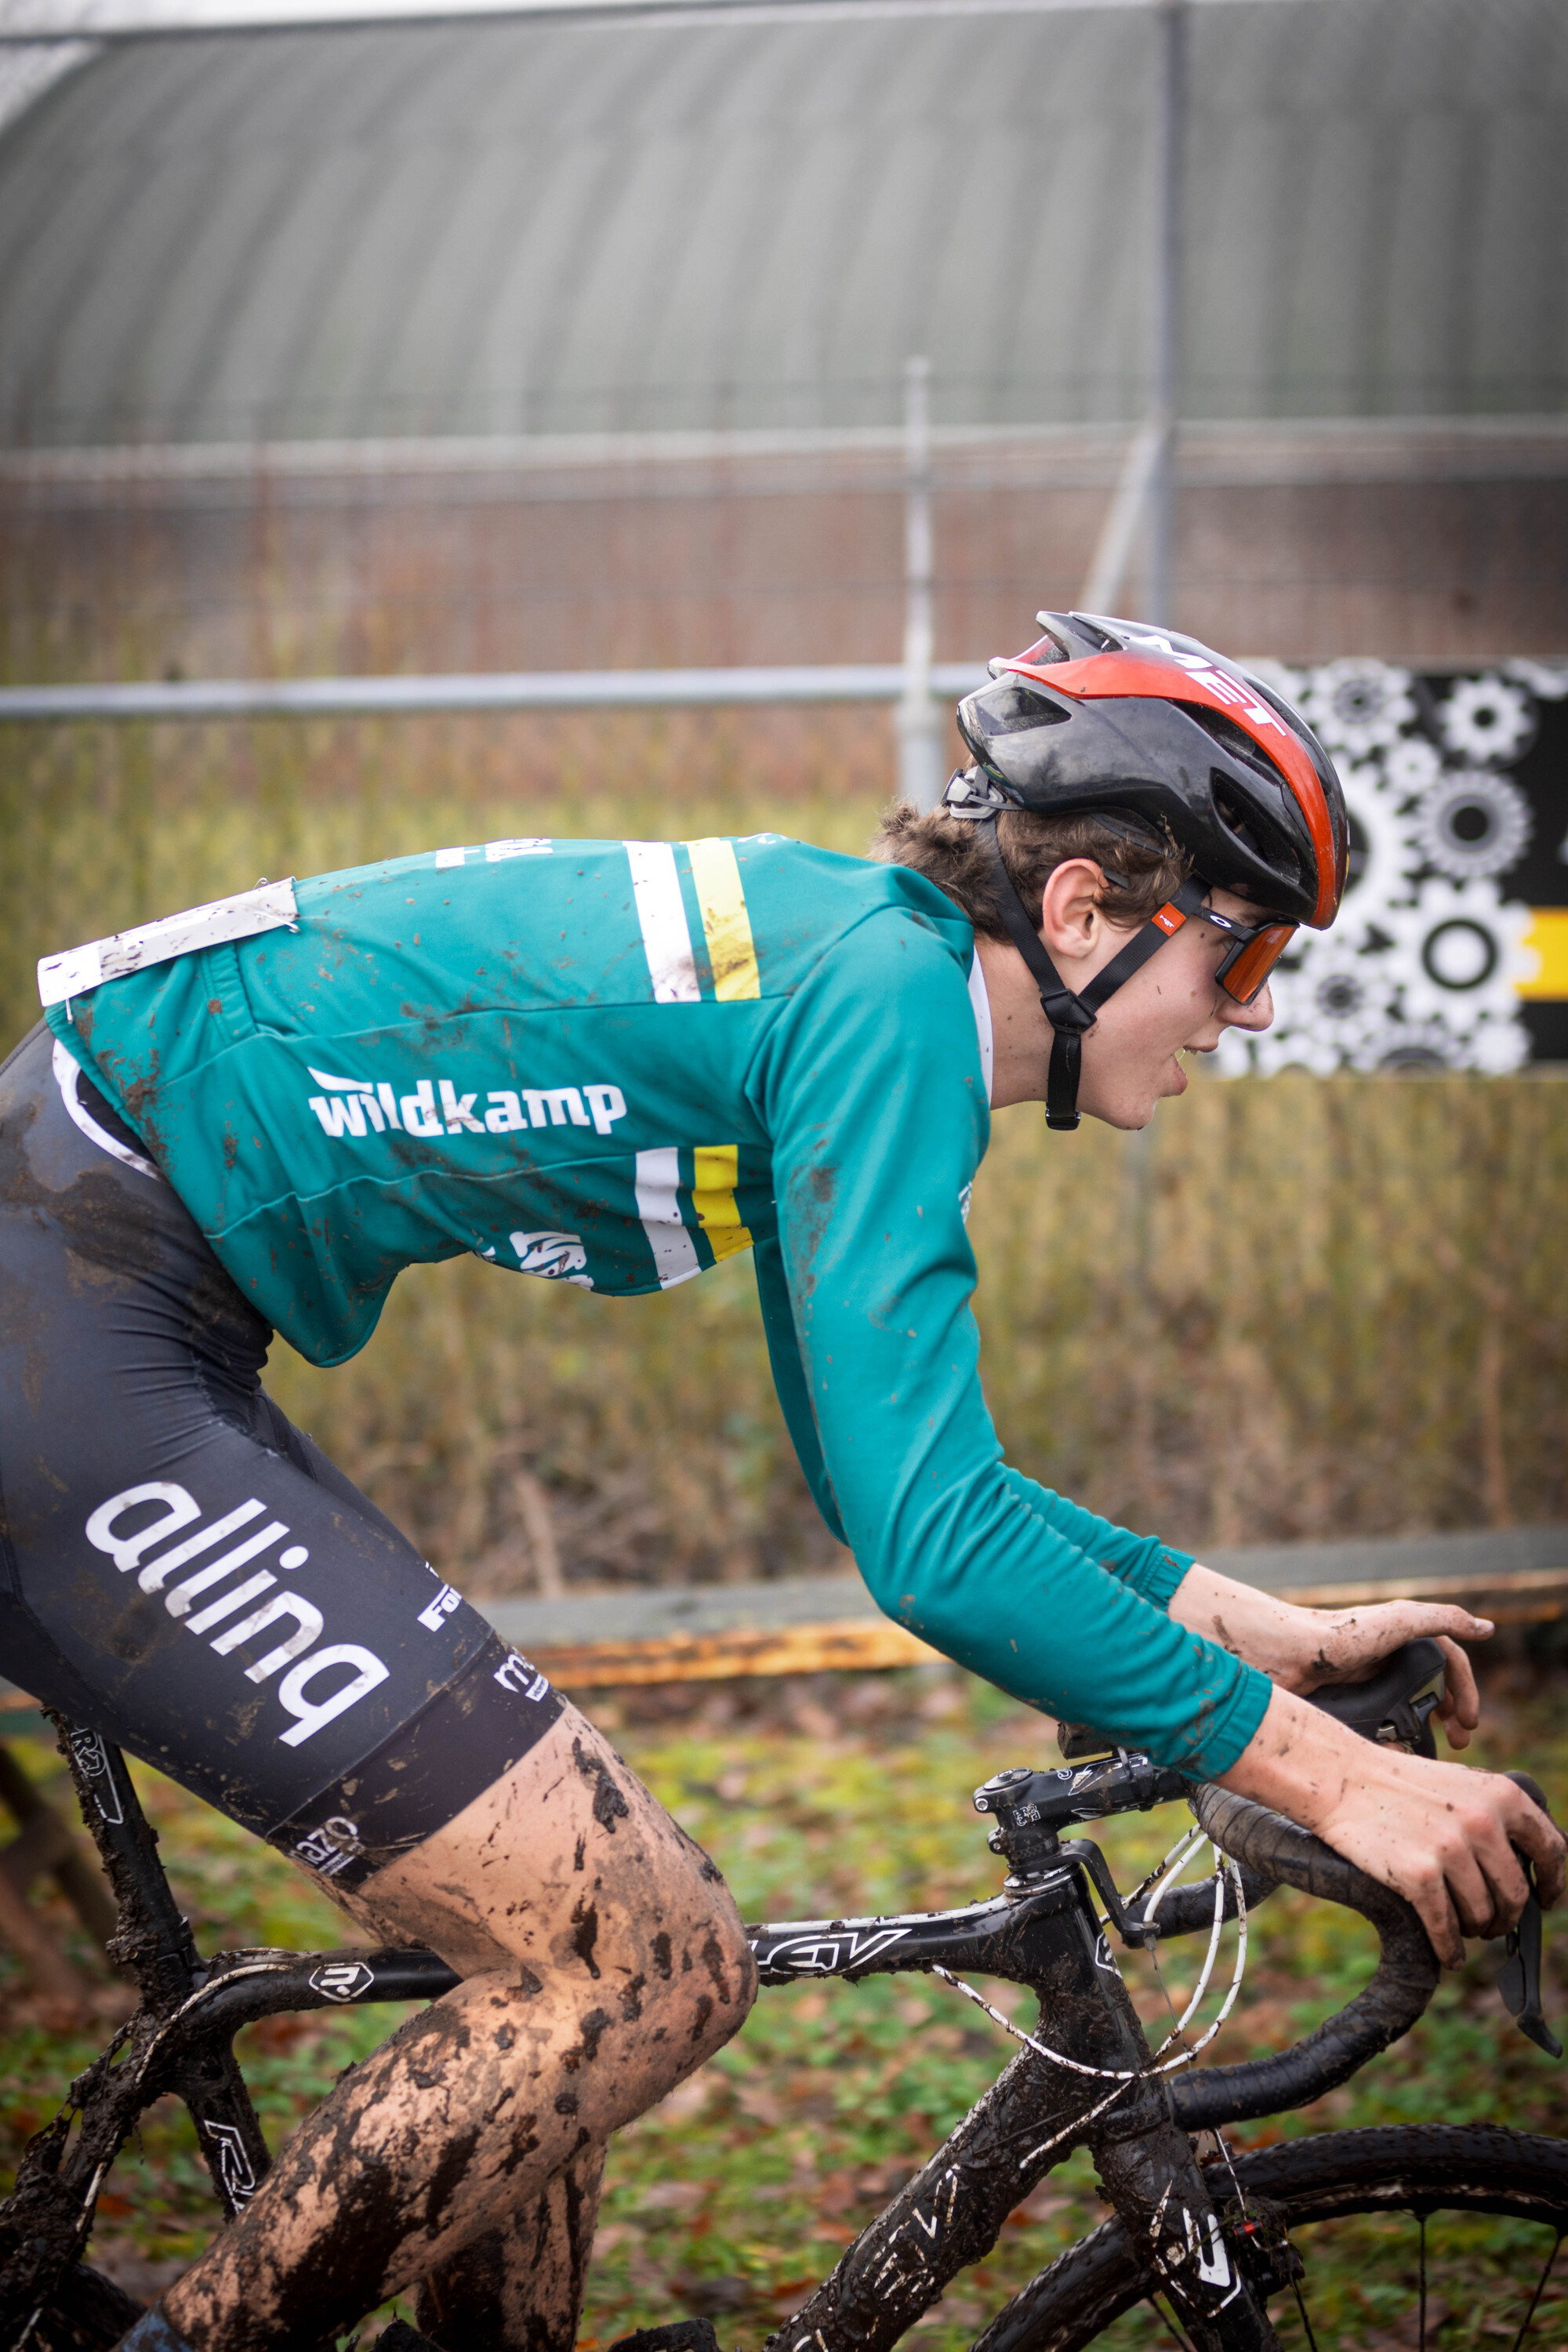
left=942, top=609, right=1348, bottom=1129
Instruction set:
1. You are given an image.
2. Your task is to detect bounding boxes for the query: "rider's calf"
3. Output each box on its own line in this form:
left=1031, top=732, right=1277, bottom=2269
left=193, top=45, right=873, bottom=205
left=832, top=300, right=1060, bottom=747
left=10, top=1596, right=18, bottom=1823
left=160, top=1705, right=754, bottom=2350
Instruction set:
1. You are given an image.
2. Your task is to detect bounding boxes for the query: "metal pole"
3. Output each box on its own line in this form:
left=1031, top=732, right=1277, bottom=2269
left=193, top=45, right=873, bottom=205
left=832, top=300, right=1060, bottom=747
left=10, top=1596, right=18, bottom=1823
left=896, top=354, right=945, bottom=811
left=1145, top=0, right=1185, bottom=628
left=0, top=662, right=991, bottom=724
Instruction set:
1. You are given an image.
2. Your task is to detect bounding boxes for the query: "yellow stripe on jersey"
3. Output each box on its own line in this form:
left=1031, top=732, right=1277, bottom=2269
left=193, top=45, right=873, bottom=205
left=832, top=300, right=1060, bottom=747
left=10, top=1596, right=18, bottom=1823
left=685, top=837, right=760, bottom=1001
left=692, top=1144, right=754, bottom=1261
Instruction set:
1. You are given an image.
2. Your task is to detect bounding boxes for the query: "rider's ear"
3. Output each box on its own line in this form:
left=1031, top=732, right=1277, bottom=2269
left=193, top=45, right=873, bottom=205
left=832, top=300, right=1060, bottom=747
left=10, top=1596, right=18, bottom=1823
left=1036, top=858, right=1109, bottom=957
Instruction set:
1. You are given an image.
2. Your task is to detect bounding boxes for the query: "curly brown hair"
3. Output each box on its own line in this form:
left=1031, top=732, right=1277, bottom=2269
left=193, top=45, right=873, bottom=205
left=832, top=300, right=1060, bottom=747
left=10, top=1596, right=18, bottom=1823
left=868, top=800, right=1192, bottom=938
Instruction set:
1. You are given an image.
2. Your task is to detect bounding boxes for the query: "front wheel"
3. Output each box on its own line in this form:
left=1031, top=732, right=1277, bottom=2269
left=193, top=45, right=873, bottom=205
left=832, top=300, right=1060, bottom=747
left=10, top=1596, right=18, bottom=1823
left=972, top=2126, right=1568, bottom=2352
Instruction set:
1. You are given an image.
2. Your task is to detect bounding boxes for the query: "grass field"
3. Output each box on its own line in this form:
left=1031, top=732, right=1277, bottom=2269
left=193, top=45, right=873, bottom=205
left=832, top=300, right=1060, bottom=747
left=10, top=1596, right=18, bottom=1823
left=4, top=1658, right=1566, bottom=2349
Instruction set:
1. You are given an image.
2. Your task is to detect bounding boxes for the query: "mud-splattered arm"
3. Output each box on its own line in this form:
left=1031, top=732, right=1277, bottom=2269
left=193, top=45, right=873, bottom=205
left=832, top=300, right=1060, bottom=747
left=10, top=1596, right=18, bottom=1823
left=746, top=910, right=1272, bottom=1780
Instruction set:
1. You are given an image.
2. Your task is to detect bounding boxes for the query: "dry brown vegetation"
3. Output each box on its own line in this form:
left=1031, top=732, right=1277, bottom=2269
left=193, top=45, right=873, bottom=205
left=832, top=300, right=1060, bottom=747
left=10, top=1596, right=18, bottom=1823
left=2, top=710, right=1563, bottom=1593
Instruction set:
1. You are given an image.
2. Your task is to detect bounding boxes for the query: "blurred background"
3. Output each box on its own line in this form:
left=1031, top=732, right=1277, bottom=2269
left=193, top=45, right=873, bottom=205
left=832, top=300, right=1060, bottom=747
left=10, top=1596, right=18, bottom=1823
left=0, top=0, right=1564, bottom=1584
left=2, top=13, right=1567, bottom=2327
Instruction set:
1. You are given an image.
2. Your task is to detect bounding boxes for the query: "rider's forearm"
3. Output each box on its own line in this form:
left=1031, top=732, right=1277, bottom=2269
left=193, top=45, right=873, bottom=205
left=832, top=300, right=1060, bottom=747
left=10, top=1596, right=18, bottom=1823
left=1167, top=1564, right=1338, bottom=1690
left=994, top=1468, right=1195, bottom=1608
left=1217, top=1679, right=1396, bottom=1820
left=1168, top=1564, right=1494, bottom=1722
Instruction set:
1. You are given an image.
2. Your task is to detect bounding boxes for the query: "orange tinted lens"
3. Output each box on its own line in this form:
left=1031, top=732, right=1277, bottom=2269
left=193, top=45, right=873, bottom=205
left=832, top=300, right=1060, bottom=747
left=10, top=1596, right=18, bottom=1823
left=1218, top=923, right=1296, bottom=1004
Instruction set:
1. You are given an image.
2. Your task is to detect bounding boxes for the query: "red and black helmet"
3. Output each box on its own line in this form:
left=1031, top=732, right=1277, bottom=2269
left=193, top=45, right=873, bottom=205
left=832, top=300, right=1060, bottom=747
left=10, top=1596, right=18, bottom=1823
left=943, top=611, right=1349, bottom=1131
left=953, top=609, right=1348, bottom=929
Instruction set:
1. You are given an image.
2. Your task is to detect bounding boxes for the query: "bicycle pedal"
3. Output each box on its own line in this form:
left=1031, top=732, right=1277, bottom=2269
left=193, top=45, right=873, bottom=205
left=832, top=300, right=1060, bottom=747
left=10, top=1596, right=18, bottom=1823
left=605, top=2320, right=722, bottom=2352
left=372, top=2325, right=445, bottom=2352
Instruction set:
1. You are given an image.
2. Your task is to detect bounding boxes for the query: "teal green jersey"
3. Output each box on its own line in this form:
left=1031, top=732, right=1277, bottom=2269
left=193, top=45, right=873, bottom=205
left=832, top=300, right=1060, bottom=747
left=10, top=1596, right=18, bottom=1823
left=48, top=833, right=1270, bottom=1777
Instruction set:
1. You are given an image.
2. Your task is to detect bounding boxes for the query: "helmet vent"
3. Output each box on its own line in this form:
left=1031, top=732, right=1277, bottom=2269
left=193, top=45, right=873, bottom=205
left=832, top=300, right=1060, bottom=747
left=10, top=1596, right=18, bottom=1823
left=1211, top=779, right=1303, bottom=892
left=1185, top=702, right=1288, bottom=788
left=983, top=683, right=1072, bottom=736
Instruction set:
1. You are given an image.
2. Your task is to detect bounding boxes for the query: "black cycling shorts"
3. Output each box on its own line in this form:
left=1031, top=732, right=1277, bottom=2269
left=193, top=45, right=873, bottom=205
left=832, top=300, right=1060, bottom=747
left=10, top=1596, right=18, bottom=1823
left=0, top=1022, right=564, bottom=1890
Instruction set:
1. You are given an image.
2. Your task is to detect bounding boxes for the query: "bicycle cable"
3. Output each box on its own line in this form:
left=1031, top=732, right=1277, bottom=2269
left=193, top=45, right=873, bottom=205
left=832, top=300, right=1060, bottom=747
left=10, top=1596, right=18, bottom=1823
left=929, top=1839, right=1251, bottom=2165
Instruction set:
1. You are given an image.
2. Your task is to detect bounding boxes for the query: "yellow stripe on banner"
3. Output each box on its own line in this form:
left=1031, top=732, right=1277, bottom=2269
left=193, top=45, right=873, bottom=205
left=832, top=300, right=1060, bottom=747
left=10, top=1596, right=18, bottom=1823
left=686, top=837, right=760, bottom=1000
left=1517, top=908, right=1568, bottom=1000
left=692, top=1144, right=754, bottom=1261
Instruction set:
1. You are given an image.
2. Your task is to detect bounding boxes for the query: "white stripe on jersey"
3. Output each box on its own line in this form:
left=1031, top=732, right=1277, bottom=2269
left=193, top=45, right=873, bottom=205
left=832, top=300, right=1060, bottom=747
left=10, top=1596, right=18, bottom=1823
left=967, top=949, right=994, bottom=1106
left=633, top=1146, right=701, bottom=1288
left=625, top=841, right=700, bottom=1004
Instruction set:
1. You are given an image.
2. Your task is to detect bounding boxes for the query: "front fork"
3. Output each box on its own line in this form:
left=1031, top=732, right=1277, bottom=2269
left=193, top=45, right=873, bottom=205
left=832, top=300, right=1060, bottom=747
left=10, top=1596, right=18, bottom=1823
left=762, top=1875, right=1280, bottom=2352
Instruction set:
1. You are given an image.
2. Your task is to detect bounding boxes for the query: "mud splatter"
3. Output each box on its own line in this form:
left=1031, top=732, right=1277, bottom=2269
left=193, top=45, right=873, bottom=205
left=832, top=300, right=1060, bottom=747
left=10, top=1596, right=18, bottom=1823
left=569, top=1896, right=601, bottom=1979
left=699, top=1931, right=734, bottom=2004
left=560, top=2007, right=612, bottom=2073
left=571, top=1735, right=630, bottom=1835
left=651, top=1932, right=673, bottom=1980
left=688, top=1993, right=714, bottom=2044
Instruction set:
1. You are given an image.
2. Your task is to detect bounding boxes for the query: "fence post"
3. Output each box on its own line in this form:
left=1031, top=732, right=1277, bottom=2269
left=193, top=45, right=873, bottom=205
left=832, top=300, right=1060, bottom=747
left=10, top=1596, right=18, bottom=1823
left=897, top=354, right=944, bottom=810
left=1144, top=0, right=1186, bottom=628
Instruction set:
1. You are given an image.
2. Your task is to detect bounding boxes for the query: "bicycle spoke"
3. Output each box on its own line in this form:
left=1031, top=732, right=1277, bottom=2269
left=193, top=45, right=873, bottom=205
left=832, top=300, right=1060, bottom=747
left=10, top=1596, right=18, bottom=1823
left=1418, top=2211, right=1428, bottom=2352
left=1290, top=2274, right=1321, bottom=2352
left=1142, top=2294, right=1196, bottom=2352
left=1510, top=2228, right=1564, bottom=2352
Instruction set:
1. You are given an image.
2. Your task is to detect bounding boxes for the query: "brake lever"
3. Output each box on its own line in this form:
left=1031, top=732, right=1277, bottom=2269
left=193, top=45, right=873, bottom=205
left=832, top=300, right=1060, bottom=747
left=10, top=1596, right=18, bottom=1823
left=1497, top=1770, right=1562, bottom=2060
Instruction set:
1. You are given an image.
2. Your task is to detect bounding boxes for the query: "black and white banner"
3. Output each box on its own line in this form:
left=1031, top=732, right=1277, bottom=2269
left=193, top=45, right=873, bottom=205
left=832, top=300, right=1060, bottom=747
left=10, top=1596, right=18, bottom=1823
left=1214, top=660, right=1568, bottom=1074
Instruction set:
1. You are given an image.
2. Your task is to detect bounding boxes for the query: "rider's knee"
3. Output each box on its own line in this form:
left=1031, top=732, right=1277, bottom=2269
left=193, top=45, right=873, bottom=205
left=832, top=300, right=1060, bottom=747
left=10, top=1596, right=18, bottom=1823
left=630, top=1842, right=756, bottom=2077
left=686, top=1867, right=757, bottom=2056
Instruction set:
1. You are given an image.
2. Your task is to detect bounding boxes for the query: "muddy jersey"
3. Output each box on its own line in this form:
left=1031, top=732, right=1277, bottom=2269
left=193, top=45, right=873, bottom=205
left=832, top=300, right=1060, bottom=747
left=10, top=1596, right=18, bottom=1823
left=45, top=833, right=1270, bottom=1775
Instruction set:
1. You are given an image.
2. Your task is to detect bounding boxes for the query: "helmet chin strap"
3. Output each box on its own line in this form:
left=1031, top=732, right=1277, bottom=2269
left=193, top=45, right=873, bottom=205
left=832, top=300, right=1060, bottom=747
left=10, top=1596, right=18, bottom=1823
left=971, top=821, right=1208, bottom=1131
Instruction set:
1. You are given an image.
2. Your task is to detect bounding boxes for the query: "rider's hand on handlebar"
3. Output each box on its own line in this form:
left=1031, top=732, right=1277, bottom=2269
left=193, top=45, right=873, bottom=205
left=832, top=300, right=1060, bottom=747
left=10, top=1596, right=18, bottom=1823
left=1220, top=1684, right=1568, bottom=1969
left=1170, top=1565, right=1490, bottom=1747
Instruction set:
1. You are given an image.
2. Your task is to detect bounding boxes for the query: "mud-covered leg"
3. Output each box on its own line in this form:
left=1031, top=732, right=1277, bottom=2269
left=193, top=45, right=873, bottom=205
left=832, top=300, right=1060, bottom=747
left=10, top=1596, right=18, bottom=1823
left=150, top=1704, right=755, bottom=2352
left=413, top=2142, right=606, bottom=2352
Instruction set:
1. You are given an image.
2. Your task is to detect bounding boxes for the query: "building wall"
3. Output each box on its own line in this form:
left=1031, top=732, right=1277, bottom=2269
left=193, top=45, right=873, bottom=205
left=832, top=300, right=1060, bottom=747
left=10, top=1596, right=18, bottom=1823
left=5, top=435, right=1567, bottom=687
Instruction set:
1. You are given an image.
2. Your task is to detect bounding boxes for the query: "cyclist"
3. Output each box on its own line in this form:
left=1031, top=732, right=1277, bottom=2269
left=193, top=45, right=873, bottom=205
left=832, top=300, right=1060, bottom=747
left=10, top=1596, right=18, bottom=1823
left=2, top=612, right=1558, bottom=2352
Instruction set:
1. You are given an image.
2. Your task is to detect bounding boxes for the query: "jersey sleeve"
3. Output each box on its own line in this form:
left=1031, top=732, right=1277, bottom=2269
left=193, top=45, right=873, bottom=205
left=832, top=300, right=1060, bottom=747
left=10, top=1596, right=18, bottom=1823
left=746, top=911, right=1270, bottom=1781
left=753, top=1232, right=848, bottom=1545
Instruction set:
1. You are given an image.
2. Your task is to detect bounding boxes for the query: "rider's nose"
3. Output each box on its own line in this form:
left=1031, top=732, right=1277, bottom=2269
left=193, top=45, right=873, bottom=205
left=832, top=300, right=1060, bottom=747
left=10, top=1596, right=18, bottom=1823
left=1222, top=981, right=1275, bottom=1036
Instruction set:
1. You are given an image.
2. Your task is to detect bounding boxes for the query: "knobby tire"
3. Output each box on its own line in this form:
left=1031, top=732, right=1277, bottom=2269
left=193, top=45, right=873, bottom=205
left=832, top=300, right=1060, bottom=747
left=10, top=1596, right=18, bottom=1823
left=968, top=2126, right=1568, bottom=2352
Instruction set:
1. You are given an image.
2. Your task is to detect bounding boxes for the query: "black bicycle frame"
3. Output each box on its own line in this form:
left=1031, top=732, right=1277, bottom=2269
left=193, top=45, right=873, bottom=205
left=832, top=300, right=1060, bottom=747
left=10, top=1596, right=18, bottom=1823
left=2, top=1704, right=1468, bottom=2352
left=750, top=1867, right=1277, bottom=2352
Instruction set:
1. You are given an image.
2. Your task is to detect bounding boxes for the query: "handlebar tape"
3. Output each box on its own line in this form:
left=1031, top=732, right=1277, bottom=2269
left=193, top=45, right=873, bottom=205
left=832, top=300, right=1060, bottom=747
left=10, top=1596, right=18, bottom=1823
left=1165, top=1784, right=1439, bottom=2132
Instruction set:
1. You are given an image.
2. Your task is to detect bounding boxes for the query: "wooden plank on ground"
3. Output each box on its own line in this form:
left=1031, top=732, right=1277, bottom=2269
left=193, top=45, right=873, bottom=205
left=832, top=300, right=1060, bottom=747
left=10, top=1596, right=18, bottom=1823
left=529, top=1618, right=943, bottom=1688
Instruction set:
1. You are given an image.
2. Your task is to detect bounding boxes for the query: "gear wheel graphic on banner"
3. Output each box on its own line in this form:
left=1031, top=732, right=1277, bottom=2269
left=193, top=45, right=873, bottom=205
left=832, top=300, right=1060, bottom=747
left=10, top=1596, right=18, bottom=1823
left=1297, top=660, right=1415, bottom=759
left=1411, top=771, right=1534, bottom=882
left=1383, top=735, right=1443, bottom=797
left=1354, top=1017, right=1530, bottom=1076
left=1504, top=659, right=1568, bottom=702
left=1254, top=942, right=1403, bottom=1075
left=1203, top=665, right=1544, bottom=1076
left=1337, top=760, right=1422, bottom=926
left=1436, top=674, right=1536, bottom=766
left=1381, top=879, right=1537, bottom=1036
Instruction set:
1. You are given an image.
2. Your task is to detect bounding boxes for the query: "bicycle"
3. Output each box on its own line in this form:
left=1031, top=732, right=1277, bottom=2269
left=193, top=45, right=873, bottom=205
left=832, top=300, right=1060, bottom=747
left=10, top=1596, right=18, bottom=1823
left=1, top=1640, right=1563, bottom=2352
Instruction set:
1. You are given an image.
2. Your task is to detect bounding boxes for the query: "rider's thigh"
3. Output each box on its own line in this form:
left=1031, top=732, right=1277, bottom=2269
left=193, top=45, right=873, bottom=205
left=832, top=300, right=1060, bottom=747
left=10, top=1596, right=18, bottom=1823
left=337, top=1697, right=756, bottom=2016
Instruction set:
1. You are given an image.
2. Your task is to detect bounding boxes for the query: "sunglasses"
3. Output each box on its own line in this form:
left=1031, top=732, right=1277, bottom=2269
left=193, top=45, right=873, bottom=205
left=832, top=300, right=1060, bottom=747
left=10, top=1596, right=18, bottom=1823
left=1195, top=906, right=1298, bottom=1005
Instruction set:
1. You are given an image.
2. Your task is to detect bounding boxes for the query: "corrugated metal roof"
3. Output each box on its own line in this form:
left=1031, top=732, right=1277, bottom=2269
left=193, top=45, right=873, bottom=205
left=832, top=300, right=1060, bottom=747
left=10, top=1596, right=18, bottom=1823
left=0, top=0, right=1562, bottom=446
